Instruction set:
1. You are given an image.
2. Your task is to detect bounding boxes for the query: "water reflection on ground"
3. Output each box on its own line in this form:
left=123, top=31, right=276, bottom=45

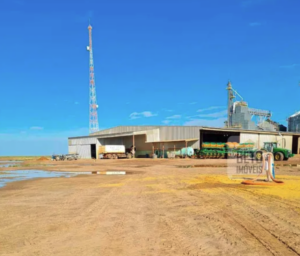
left=0, top=161, right=22, bottom=168
left=0, top=170, right=85, bottom=188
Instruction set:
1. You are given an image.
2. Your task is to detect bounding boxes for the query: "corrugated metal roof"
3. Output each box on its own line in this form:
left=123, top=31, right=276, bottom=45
left=69, top=125, right=300, bottom=141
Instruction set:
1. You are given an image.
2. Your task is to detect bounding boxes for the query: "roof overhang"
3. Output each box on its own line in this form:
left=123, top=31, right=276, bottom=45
left=199, top=127, right=300, bottom=136
left=145, top=138, right=198, bottom=143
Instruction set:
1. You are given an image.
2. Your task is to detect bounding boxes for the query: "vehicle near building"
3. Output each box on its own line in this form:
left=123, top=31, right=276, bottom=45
left=155, top=147, right=194, bottom=158
left=98, top=145, right=133, bottom=159
left=255, top=142, right=294, bottom=161
left=52, top=154, right=79, bottom=161
left=196, top=142, right=294, bottom=161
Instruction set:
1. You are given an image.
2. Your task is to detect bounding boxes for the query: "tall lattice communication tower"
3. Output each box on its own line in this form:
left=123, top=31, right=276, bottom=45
left=87, top=23, right=99, bottom=134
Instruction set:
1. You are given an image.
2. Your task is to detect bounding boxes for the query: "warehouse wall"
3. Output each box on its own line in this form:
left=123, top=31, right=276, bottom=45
left=159, top=126, right=200, bottom=141
left=68, top=145, right=91, bottom=159
left=145, top=129, right=160, bottom=142
left=68, top=137, right=98, bottom=159
left=240, top=133, right=259, bottom=148
left=68, top=137, right=98, bottom=145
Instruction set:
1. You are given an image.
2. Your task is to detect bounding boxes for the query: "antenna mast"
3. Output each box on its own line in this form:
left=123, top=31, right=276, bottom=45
left=87, top=22, right=99, bottom=134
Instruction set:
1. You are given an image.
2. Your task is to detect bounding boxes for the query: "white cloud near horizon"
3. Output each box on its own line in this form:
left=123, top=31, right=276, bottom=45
left=130, top=111, right=157, bottom=119
left=167, top=115, right=181, bottom=119
left=197, top=106, right=226, bottom=112
left=162, top=120, right=171, bottom=124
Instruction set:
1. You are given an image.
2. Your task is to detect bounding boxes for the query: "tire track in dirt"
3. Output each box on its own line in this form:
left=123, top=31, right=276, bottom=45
left=218, top=187, right=300, bottom=242
left=186, top=189, right=297, bottom=256
left=218, top=188, right=300, bottom=255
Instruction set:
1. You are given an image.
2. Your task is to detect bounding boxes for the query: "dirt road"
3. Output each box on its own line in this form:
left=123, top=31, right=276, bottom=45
left=1, top=159, right=300, bottom=255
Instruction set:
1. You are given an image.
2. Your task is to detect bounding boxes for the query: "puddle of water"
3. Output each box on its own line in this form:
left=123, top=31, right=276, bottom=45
left=0, top=170, right=81, bottom=188
left=0, top=161, right=22, bottom=168
left=0, top=170, right=128, bottom=188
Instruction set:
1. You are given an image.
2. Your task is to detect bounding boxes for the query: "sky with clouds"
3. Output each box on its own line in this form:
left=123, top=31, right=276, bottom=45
left=0, top=0, right=300, bottom=155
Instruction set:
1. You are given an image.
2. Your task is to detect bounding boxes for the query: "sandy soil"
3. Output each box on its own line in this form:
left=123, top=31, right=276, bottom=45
left=1, top=157, right=300, bottom=256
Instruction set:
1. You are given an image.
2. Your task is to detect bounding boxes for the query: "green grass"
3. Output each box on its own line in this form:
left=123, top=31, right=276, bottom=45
left=0, top=156, right=51, bottom=161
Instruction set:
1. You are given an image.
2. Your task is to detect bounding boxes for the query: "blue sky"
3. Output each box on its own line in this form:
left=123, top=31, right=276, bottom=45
left=0, top=0, right=299, bottom=155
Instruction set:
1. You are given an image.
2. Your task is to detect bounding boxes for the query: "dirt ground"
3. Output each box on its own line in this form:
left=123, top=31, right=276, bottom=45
left=1, top=157, right=300, bottom=256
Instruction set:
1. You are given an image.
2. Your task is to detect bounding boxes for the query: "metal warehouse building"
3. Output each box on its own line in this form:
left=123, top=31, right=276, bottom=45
left=68, top=126, right=300, bottom=159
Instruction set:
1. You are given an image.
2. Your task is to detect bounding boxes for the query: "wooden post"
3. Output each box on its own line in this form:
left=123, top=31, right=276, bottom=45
left=152, top=143, right=154, bottom=157
left=174, top=144, right=175, bottom=159
left=133, top=135, right=135, bottom=158
left=185, top=141, right=188, bottom=158
left=163, top=143, right=165, bottom=159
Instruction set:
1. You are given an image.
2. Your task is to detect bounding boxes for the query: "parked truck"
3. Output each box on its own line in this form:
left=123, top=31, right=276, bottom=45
left=98, top=145, right=133, bottom=159
left=196, top=142, right=293, bottom=161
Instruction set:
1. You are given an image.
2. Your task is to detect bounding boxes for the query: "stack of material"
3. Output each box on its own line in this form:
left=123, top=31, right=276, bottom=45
left=167, top=152, right=176, bottom=159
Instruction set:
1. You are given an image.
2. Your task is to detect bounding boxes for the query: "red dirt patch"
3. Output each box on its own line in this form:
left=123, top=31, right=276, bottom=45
left=37, top=156, right=49, bottom=161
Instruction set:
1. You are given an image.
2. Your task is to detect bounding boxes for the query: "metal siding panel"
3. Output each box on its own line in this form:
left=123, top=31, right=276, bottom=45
left=69, top=137, right=97, bottom=145
left=68, top=145, right=91, bottom=158
left=145, top=129, right=160, bottom=142
left=77, top=145, right=91, bottom=159
left=68, top=145, right=77, bottom=154
left=276, top=135, right=292, bottom=150
left=159, top=127, right=200, bottom=141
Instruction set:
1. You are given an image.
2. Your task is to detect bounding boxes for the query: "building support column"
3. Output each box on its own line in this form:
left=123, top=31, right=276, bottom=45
left=163, top=143, right=165, bottom=159
left=132, top=135, right=135, bottom=158
left=152, top=143, right=154, bottom=157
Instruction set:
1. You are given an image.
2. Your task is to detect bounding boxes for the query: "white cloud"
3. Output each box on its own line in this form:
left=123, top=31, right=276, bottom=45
left=184, top=117, right=227, bottom=127
left=129, top=111, right=157, bottom=120
left=249, top=22, right=261, bottom=26
left=198, top=110, right=227, bottom=118
left=162, top=120, right=171, bottom=124
left=280, top=64, right=298, bottom=69
left=30, top=126, right=43, bottom=130
left=167, top=115, right=181, bottom=119
left=162, top=108, right=173, bottom=112
left=197, top=106, right=226, bottom=112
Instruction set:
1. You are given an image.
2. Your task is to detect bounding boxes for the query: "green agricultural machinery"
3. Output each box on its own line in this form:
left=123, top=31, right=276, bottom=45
left=255, top=142, right=294, bottom=161
left=196, top=142, right=294, bottom=161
